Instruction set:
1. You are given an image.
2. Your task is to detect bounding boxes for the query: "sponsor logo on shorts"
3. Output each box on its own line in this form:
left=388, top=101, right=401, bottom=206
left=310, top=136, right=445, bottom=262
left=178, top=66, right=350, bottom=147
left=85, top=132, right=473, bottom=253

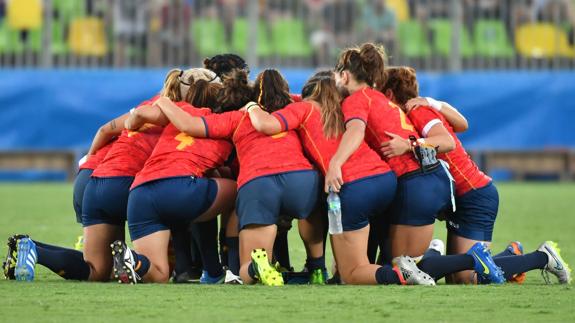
left=448, top=221, right=459, bottom=229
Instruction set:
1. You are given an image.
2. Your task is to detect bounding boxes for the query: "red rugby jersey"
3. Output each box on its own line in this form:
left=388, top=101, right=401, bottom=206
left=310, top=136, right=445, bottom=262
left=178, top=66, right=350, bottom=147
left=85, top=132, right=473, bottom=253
left=273, top=101, right=391, bottom=183
left=341, top=87, right=421, bottom=177
left=92, top=98, right=163, bottom=178
left=201, top=110, right=313, bottom=188
left=290, top=94, right=302, bottom=102
left=408, top=105, right=491, bottom=196
left=131, top=103, right=233, bottom=189
left=79, top=141, right=114, bottom=170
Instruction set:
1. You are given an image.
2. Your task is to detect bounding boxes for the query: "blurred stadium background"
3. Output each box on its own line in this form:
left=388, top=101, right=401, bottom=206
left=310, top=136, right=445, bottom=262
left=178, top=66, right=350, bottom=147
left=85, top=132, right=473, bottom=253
left=0, top=0, right=574, bottom=182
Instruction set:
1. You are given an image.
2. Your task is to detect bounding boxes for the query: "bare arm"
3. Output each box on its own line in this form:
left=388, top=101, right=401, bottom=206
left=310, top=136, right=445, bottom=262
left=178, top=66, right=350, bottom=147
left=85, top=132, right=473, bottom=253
left=154, top=97, right=208, bottom=138
left=381, top=122, right=455, bottom=157
left=438, top=102, right=468, bottom=133
left=87, top=113, right=128, bottom=155
left=421, top=123, right=456, bottom=153
left=406, top=97, right=468, bottom=133
left=124, top=105, right=169, bottom=130
left=247, top=105, right=283, bottom=135
left=325, top=120, right=366, bottom=192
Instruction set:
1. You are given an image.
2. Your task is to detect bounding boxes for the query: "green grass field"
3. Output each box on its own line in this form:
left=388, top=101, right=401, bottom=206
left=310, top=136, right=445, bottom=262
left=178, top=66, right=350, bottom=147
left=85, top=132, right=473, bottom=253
left=0, top=183, right=574, bottom=322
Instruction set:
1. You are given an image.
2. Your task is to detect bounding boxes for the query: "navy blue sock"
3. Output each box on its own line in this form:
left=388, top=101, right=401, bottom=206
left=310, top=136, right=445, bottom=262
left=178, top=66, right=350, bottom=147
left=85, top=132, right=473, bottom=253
left=494, top=248, right=515, bottom=258
left=494, top=252, right=548, bottom=280
left=171, top=229, right=193, bottom=276
left=132, top=250, right=151, bottom=278
left=191, top=219, right=224, bottom=278
left=34, top=241, right=90, bottom=281
left=219, top=224, right=228, bottom=268
left=226, top=237, right=240, bottom=275
left=422, top=248, right=441, bottom=260
left=305, top=256, right=326, bottom=271
left=273, top=231, right=291, bottom=270
left=375, top=265, right=401, bottom=285
left=417, top=254, right=475, bottom=281
left=34, top=240, right=66, bottom=251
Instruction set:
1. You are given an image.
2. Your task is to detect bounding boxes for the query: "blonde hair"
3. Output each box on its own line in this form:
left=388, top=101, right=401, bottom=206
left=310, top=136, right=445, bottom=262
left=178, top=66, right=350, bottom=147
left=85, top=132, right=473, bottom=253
left=160, top=68, right=221, bottom=101
left=302, top=71, right=344, bottom=139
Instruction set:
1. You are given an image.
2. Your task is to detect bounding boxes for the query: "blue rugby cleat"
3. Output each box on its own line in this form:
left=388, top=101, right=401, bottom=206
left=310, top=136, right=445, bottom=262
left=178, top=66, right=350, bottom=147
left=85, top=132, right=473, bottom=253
left=467, top=242, right=505, bottom=284
left=199, top=270, right=225, bottom=284
left=15, top=237, right=37, bottom=281
left=3, top=234, right=29, bottom=280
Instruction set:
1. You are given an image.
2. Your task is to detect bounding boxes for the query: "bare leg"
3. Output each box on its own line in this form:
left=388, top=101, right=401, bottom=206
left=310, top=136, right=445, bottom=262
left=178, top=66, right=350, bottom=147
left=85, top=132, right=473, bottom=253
left=83, top=223, right=124, bottom=281
left=133, top=230, right=171, bottom=283
left=331, top=225, right=382, bottom=285
left=239, top=224, right=277, bottom=284
left=389, top=224, right=434, bottom=258
left=298, top=210, right=324, bottom=259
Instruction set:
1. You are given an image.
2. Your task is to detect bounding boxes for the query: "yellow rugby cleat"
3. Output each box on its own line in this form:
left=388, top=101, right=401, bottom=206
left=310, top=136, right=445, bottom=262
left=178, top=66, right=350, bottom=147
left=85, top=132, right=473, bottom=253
left=251, top=248, right=284, bottom=286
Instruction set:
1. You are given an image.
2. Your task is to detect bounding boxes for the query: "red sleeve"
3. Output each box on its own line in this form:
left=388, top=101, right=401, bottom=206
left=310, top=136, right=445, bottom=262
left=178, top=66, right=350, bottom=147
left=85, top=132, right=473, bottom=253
left=408, top=106, right=443, bottom=137
left=272, top=102, right=311, bottom=132
left=136, top=95, right=160, bottom=107
left=290, top=94, right=302, bottom=102
left=181, top=104, right=212, bottom=117
left=201, top=111, right=242, bottom=139
left=342, top=93, right=369, bottom=125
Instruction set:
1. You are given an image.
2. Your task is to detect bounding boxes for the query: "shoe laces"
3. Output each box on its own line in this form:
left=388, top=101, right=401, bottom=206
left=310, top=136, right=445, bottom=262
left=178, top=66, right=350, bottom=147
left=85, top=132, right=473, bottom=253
left=541, top=268, right=552, bottom=285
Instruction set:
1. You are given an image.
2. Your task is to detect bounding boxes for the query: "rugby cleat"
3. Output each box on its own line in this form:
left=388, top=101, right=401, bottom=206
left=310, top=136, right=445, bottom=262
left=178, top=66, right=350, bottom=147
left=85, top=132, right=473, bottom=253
left=199, top=270, right=225, bottom=284
left=429, top=239, right=445, bottom=256
left=74, top=236, right=84, bottom=251
left=224, top=270, right=243, bottom=285
left=538, top=241, right=571, bottom=285
left=309, top=268, right=326, bottom=285
left=3, top=234, right=29, bottom=280
left=111, top=240, right=141, bottom=284
left=172, top=271, right=200, bottom=284
left=506, top=241, right=526, bottom=284
left=14, top=237, right=37, bottom=281
left=250, top=248, right=284, bottom=286
left=393, top=256, right=436, bottom=286
left=467, top=242, right=505, bottom=284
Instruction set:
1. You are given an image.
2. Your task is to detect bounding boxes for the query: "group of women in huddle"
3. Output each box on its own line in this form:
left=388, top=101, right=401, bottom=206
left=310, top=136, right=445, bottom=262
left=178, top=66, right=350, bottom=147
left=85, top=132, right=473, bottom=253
left=4, top=43, right=570, bottom=287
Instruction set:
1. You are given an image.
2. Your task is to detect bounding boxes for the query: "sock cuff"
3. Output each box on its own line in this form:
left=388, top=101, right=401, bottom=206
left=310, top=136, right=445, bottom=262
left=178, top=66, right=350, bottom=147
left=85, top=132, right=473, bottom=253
left=306, top=256, right=326, bottom=271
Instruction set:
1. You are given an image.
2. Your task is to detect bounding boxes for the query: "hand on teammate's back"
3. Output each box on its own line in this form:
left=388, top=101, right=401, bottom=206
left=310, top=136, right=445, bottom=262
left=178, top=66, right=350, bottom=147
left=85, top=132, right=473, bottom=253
left=380, top=132, right=411, bottom=158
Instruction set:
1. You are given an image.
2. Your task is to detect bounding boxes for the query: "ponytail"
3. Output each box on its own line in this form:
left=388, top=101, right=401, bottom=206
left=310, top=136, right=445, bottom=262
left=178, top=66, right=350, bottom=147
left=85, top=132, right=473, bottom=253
left=302, top=71, right=344, bottom=139
left=336, top=42, right=387, bottom=89
left=161, top=69, right=183, bottom=101
left=254, top=69, right=292, bottom=113
left=185, top=79, right=222, bottom=110
left=217, top=68, right=253, bottom=113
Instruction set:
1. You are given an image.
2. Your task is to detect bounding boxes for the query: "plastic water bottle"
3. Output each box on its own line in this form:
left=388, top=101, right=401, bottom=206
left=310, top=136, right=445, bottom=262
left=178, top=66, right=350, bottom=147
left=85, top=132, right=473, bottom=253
left=327, top=190, right=343, bottom=235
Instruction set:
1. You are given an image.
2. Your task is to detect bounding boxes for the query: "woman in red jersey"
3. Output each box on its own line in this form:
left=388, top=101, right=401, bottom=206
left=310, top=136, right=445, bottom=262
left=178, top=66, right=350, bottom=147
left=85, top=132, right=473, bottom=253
left=380, top=66, right=571, bottom=285
left=6, top=68, right=214, bottom=282
left=110, top=68, right=238, bottom=284
left=325, top=43, right=456, bottom=261
left=137, top=69, right=323, bottom=286
left=246, top=70, right=435, bottom=285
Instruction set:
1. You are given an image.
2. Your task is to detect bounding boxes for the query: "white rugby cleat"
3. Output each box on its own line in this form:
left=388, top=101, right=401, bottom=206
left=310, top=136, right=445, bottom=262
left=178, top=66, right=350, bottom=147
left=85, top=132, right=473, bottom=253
left=538, top=241, right=571, bottom=284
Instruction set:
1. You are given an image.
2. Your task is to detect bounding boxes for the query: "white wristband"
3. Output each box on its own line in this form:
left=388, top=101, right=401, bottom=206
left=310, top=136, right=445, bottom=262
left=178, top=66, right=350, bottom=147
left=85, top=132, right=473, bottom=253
left=425, top=97, right=442, bottom=111
left=129, top=108, right=136, bottom=115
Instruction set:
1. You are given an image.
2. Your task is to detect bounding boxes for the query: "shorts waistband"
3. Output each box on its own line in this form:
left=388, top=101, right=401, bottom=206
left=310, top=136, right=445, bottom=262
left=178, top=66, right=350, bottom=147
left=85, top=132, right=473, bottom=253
left=398, top=162, right=440, bottom=180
